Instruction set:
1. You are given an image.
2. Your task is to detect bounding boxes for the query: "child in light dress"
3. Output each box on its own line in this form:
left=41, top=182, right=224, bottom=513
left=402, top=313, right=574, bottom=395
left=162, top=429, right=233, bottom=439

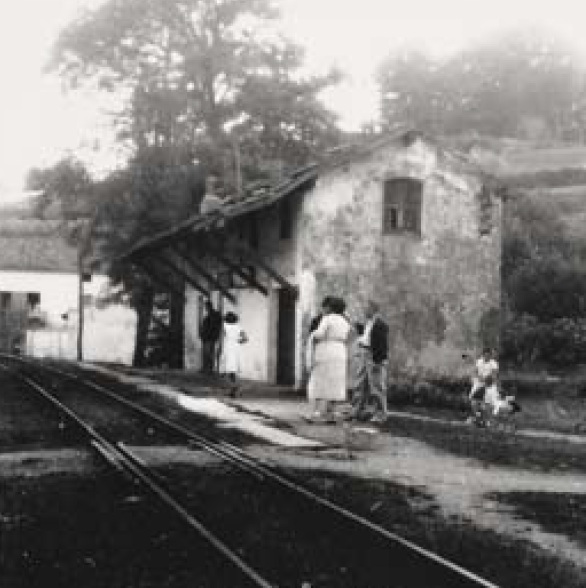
left=221, top=311, right=248, bottom=398
left=469, top=347, right=499, bottom=405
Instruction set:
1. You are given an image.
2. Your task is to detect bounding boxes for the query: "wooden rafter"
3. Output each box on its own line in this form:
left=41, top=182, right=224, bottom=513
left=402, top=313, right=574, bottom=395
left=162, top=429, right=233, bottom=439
left=235, top=243, right=298, bottom=296
left=169, top=242, right=237, bottom=303
left=152, top=251, right=210, bottom=299
left=132, top=257, right=186, bottom=302
left=201, top=238, right=269, bottom=296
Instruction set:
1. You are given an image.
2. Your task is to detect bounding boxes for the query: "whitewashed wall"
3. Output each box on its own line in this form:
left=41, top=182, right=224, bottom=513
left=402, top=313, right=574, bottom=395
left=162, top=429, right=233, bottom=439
left=0, top=270, right=136, bottom=364
left=184, top=286, right=273, bottom=381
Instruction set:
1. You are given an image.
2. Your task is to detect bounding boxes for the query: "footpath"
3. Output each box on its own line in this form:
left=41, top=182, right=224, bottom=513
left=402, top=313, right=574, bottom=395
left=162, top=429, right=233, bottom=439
left=84, top=365, right=586, bottom=448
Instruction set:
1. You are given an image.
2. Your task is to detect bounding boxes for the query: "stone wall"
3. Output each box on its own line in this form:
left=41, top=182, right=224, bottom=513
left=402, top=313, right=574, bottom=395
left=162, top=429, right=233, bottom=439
left=300, top=138, right=502, bottom=378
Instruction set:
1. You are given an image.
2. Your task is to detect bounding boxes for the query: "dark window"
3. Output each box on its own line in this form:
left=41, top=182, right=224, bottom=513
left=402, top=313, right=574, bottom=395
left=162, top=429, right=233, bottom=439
left=280, top=199, right=293, bottom=240
left=0, top=292, right=11, bottom=309
left=383, top=178, right=423, bottom=235
left=27, top=293, right=41, bottom=309
left=387, top=207, right=399, bottom=230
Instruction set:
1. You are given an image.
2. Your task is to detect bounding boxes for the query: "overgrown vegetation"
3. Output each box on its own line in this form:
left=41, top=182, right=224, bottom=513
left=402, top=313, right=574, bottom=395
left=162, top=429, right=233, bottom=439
left=501, top=191, right=586, bottom=368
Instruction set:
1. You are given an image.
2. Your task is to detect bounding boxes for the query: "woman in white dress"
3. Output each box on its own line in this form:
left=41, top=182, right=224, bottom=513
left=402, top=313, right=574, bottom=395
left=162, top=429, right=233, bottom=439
left=306, top=296, right=351, bottom=423
left=221, top=311, right=247, bottom=397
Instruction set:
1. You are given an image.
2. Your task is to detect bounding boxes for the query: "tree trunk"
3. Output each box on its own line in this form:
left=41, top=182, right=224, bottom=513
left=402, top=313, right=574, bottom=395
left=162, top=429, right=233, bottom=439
left=133, top=286, right=154, bottom=367
left=168, top=289, right=184, bottom=369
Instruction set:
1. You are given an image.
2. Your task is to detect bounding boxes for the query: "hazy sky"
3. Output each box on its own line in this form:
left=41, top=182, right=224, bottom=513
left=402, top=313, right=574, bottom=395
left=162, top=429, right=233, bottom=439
left=1, top=0, right=586, bottom=195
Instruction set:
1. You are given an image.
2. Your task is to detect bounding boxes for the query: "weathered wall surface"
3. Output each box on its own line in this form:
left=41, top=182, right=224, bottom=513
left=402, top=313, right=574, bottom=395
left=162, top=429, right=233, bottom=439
left=300, top=138, right=502, bottom=377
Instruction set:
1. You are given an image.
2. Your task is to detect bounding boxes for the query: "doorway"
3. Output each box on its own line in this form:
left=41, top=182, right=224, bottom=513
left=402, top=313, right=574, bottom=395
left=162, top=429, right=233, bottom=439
left=276, top=288, right=296, bottom=385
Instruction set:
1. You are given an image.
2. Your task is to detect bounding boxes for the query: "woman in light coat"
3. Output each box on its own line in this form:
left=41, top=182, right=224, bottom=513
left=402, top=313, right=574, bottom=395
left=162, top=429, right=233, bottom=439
left=306, top=296, right=351, bottom=423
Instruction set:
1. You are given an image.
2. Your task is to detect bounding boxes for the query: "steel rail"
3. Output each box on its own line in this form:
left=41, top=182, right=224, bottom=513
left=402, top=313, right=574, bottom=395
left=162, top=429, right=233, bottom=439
left=3, top=356, right=500, bottom=588
left=0, top=361, right=274, bottom=588
left=5, top=355, right=269, bottom=482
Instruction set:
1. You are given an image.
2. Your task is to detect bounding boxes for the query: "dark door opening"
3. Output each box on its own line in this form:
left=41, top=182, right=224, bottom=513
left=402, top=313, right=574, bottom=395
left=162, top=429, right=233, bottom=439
left=276, top=289, right=296, bottom=385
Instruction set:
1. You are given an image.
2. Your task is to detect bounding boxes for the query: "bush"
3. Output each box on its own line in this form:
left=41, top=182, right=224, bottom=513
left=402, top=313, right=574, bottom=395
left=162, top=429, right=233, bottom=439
left=502, top=314, right=586, bottom=367
left=507, top=257, right=586, bottom=321
left=387, top=376, right=470, bottom=411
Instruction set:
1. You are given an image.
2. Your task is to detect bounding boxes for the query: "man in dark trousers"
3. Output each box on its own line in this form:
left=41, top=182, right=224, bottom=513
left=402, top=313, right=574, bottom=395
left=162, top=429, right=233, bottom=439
left=349, top=300, right=389, bottom=423
left=200, top=300, right=222, bottom=374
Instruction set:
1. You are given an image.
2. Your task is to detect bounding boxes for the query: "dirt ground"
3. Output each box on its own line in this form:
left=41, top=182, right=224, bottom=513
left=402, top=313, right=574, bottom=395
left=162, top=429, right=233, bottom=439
left=90, top=366, right=586, bottom=576
left=6, top=363, right=586, bottom=586
left=249, top=429, right=586, bottom=569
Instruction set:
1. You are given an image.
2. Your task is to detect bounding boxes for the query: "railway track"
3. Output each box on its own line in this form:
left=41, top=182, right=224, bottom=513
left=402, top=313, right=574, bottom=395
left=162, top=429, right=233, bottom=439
left=1, top=355, right=501, bottom=588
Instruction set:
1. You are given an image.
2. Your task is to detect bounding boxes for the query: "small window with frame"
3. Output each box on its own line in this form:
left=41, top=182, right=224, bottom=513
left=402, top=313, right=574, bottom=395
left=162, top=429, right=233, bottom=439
left=383, top=178, right=423, bottom=235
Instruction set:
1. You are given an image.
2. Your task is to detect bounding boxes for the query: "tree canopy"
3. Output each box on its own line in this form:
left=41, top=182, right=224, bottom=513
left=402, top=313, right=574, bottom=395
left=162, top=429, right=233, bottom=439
left=377, top=29, right=586, bottom=140
left=44, top=0, right=343, bottom=366
left=49, top=0, right=341, bottom=185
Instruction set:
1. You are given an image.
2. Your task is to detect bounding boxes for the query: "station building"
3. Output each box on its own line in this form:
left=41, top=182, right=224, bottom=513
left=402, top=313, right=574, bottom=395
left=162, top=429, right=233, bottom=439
left=124, top=130, right=503, bottom=387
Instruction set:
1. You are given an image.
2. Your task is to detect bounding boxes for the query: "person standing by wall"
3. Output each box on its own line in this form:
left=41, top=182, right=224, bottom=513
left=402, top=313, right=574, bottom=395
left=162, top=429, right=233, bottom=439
left=306, top=296, right=351, bottom=423
left=349, top=300, right=389, bottom=424
left=200, top=300, right=222, bottom=374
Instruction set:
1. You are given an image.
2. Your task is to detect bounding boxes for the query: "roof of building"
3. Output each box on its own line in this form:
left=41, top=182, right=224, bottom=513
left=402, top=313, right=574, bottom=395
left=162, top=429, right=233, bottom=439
left=0, top=220, right=78, bottom=273
left=122, top=163, right=320, bottom=260
left=121, top=128, right=493, bottom=262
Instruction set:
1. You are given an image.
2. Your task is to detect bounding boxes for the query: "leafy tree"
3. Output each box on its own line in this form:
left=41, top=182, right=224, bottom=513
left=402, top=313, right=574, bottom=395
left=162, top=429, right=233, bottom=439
left=26, top=157, right=94, bottom=222
left=507, top=256, right=586, bottom=321
left=46, top=0, right=342, bottom=366
left=501, top=192, right=586, bottom=367
left=91, top=146, right=205, bottom=367
left=377, top=29, right=586, bottom=140
left=26, top=157, right=98, bottom=360
left=377, top=50, right=445, bottom=133
left=49, top=0, right=341, bottom=183
left=502, top=192, right=571, bottom=282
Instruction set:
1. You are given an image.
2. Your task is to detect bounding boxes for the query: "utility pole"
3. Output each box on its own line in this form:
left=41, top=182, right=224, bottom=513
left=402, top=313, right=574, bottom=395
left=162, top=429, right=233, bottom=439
left=76, top=215, right=94, bottom=362
left=77, top=243, right=84, bottom=361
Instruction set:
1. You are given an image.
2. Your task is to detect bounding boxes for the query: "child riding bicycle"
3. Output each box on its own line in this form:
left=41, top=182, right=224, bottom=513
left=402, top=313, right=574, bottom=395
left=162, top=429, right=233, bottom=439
left=467, top=348, right=521, bottom=428
left=467, top=348, right=499, bottom=426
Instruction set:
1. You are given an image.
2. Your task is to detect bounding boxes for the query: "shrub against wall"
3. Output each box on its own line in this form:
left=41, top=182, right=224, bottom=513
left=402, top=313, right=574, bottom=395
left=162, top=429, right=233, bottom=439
left=387, top=375, right=470, bottom=411
left=501, top=314, right=586, bottom=367
left=502, top=190, right=586, bottom=369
